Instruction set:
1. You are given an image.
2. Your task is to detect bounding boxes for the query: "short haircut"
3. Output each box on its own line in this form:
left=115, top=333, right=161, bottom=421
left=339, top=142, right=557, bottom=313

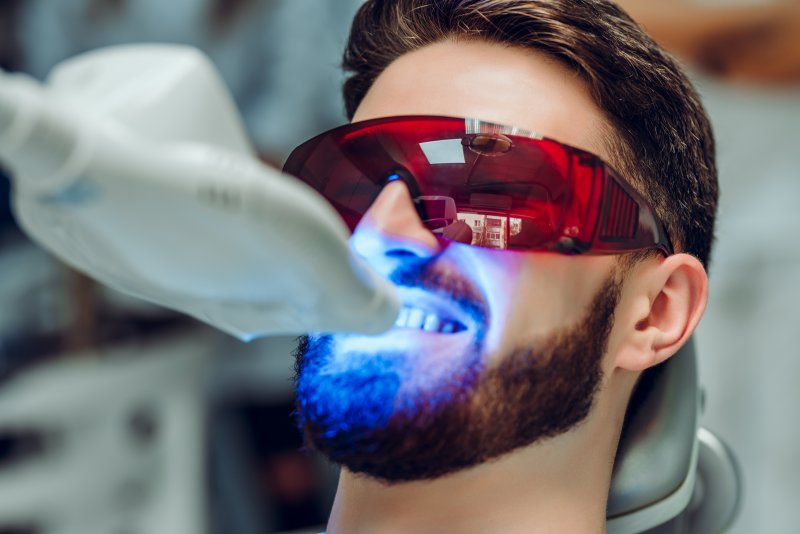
left=341, top=0, right=718, bottom=266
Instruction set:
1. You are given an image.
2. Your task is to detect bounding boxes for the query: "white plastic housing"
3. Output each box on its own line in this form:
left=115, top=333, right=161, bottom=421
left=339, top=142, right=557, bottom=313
left=0, top=44, right=399, bottom=340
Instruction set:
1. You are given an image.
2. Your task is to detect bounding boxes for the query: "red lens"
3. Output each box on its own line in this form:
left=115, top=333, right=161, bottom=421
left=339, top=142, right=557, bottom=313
left=283, top=116, right=672, bottom=255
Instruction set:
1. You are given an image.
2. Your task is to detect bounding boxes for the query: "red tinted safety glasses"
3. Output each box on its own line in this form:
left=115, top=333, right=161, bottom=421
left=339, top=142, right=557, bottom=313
left=283, top=115, right=673, bottom=255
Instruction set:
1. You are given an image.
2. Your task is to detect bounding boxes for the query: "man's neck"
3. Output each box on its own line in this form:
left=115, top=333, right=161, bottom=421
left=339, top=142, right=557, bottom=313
left=325, top=377, right=631, bottom=534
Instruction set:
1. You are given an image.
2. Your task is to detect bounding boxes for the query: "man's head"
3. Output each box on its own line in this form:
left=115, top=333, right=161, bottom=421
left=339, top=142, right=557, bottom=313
left=291, top=0, right=717, bottom=483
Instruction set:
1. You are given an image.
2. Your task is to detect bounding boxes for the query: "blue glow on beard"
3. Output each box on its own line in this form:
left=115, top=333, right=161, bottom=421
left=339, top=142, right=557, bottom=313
left=295, top=257, right=488, bottom=445
left=296, top=335, right=404, bottom=441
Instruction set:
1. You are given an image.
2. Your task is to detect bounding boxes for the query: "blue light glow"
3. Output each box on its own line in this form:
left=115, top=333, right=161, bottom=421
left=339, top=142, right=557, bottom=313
left=44, top=177, right=98, bottom=205
left=295, top=254, right=490, bottom=446
left=296, top=195, right=492, bottom=452
left=296, top=335, right=403, bottom=438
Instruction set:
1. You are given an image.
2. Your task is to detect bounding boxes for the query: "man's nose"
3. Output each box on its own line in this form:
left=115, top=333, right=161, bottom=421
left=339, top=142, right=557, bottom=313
left=350, top=180, right=442, bottom=273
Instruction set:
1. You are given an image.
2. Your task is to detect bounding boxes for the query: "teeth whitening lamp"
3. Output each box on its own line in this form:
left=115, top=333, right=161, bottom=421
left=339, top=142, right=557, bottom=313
left=0, top=44, right=399, bottom=340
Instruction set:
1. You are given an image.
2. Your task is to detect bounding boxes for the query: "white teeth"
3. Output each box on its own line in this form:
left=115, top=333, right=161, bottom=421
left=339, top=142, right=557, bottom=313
left=423, top=314, right=441, bottom=332
left=394, top=306, right=462, bottom=334
left=407, top=308, right=426, bottom=329
left=395, top=307, right=410, bottom=328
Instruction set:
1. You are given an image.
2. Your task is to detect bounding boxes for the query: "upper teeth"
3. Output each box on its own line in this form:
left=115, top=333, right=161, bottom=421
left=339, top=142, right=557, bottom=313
left=395, top=306, right=461, bottom=333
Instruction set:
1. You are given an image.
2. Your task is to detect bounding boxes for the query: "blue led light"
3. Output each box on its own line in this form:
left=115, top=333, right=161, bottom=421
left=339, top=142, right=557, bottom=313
left=386, top=173, right=401, bottom=182
left=44, top=178, right=98, bottom=205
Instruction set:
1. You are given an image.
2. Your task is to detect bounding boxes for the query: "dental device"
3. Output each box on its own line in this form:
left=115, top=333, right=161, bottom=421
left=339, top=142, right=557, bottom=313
left=0, top=44, right=399, bottom=340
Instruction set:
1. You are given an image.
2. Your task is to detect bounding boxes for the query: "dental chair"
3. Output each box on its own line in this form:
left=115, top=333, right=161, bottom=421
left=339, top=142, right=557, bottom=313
left=606, top=339, right=742, bottom=533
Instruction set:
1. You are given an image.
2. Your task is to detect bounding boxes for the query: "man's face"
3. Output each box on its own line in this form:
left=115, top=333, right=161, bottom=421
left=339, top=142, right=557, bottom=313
left=295, top=40, right=625, bottom=481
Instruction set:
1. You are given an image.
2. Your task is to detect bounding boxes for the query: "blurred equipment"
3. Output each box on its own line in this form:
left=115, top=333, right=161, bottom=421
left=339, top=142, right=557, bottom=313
left=0, top=332, right=213, bottom=534
left=0, top=44, right=399, bottom=341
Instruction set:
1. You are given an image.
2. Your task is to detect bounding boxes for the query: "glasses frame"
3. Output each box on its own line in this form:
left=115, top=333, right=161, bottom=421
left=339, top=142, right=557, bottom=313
left=283, top=115, right=674, bottom=257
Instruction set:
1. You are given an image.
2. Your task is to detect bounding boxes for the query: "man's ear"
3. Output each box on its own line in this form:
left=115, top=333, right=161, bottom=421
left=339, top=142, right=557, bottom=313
left=614, top=253, right=708, bottom=372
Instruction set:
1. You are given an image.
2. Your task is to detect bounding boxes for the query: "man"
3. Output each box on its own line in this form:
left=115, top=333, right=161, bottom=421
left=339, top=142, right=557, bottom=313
left=285, top=1, right=718, bottom=531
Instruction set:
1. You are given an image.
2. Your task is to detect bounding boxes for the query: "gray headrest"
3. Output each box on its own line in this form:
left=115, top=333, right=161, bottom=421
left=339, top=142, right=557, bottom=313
left=607, top=339, right=698, bottom=518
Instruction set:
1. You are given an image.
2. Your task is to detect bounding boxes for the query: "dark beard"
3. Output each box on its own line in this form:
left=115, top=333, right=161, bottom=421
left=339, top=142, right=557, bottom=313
left=293, top=269, right=623, bottom=483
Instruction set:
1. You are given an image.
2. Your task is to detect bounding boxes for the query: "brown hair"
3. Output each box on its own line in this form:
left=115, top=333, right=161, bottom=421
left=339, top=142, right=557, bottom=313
left=342, top=0, right=718, bottom=266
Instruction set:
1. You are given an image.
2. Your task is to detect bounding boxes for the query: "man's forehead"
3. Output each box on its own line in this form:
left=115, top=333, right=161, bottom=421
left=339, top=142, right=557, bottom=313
left=353, top=39, right=612, bottom=162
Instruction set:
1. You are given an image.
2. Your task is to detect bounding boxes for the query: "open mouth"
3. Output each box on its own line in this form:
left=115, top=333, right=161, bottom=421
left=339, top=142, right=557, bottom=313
left=394, top=304, right=468, bottom=334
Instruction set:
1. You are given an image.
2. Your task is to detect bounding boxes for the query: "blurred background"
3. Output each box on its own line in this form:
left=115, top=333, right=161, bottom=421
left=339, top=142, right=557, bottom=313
left=0, top=0, right=798, bottom=533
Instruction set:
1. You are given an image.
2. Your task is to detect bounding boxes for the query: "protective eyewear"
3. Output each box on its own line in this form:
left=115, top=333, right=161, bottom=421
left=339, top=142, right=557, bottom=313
left=283, top=115, right=673, bottom=255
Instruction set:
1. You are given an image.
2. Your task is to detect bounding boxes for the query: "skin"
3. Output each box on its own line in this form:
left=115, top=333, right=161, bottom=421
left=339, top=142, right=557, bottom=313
left=326, top=39, right=709, bottom=533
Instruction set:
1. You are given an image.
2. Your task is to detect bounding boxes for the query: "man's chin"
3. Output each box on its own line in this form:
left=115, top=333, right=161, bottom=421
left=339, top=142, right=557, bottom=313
left=293, top=333, right=486, bottom=482
left=297, top=337, right=602, bottom=483
left=297, top=354, right=486, bottom=483
left=293, top=271, right=621, bottom=483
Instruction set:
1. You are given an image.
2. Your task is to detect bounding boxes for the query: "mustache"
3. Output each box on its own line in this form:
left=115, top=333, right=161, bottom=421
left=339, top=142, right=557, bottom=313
left=388, top=258, right=488, bottom=325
